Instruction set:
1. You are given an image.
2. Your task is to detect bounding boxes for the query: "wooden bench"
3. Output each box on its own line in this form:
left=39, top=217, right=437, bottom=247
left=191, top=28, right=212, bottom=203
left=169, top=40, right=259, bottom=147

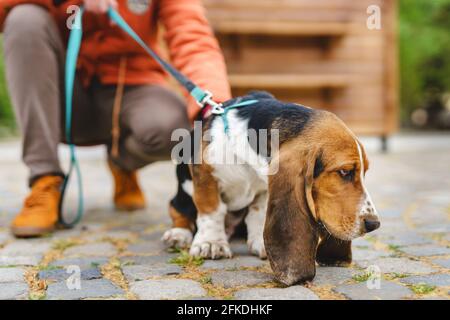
left=204, top=0, right=398, bottom=150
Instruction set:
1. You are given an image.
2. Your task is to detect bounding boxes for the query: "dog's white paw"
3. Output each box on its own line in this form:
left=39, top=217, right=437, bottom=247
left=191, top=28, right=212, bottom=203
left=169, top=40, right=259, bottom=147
left=189, top=240, right=232, bottom=260
left=190, top=232, right=232, bottom=259
left=248, top=236, right=267, bottom=259
left=162, top=228, right=193, bottom=248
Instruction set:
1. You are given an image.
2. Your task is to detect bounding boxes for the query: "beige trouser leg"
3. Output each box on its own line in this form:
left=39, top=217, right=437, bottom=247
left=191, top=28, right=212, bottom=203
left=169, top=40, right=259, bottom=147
left=4, top=4, right=74, bottom=183
left=89, top=82, right=190, bottom=171
left=3, top=4, right=190, bottom=185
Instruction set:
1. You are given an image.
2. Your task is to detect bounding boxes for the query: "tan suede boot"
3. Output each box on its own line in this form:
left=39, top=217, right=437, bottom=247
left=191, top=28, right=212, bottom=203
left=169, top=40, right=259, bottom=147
left=11, top=176, right=63, bottom=237
left=108, top=160, right=146, bottom=211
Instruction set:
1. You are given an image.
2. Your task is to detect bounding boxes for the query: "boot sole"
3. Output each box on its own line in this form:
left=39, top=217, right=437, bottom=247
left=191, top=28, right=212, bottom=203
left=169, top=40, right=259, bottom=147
left=11, top=226, right=55, bottom=238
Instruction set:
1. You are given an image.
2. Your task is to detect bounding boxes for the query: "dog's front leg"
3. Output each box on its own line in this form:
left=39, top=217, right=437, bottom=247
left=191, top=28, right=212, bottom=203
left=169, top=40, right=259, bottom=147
left=190, top=164, right=232, bottom=259
left=162, top=205, right=194, bottom=249
left=191, top=202, right=231, bottom=259
left=245, top=192, right=267, bottom=259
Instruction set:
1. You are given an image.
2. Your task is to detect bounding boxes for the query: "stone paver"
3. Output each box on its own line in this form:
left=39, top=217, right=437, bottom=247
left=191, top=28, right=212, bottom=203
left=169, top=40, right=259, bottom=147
left=0, top=241, right=51, bottom=256
left=0, top=232, right=12, bottom=244
left=130, top=279, right=206, bottom=300
left=399, top=244, right=450, bottom=257
left=127, top=242, right=165, bottom=254
left=0, top=267, right=25, bottom=283
left=140, top=231, right=165, bottom=242
left=211, top=270, right=273, bottom=288
left=64, top=242, right=117, bottom=257
left=334, top=280, right=413, bottom=300
left=120, top=254, right=174, bottom=266
left=49, top=257, right=109, bottom=269
left=0, top=240, right=49, bottom=266
left=234, top=286, right=319, bottom=300
left=200, top=256, right=266, bottom=270
left=46, top=279, right=124, bottom=300
left=400, top=274, right=450, bottom=287
left=356, top=257, right=436, bottom=274
left=1, top=136, right=450, bottom=300
left=312, top=267, right=355, bottom=287
left=380, top=232, right=432, bottom=247
left=0, top=255, right=41, bottom=266
left=431, top=258, right=450, bottom=269
left=122, top=264, right=182, bottom=281
left=83, top=231, right=135, bottom=242
left=352, top=248, right=391, bottom=261
left=0, top=282, right=28, bottom=300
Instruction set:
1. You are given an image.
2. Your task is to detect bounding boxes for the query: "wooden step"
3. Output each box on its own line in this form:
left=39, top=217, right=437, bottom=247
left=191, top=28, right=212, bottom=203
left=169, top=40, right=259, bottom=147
left=228, top=74, right=350, bottom=89
left=211, top=21, right=349, bottom=36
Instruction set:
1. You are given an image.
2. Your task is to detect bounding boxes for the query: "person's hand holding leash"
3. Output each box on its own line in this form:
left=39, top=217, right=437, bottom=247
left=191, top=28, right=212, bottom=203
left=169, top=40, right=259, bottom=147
left=84, top=0, right=118, bottom=13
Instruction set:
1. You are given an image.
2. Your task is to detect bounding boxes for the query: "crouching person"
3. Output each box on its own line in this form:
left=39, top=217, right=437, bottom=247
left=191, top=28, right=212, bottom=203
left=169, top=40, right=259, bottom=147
left=0, top=0, right=231, bottom=237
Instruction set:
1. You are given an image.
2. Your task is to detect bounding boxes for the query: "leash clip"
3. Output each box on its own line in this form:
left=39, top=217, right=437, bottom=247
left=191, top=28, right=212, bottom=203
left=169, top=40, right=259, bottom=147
left=198, top=90, right=224, bottom=114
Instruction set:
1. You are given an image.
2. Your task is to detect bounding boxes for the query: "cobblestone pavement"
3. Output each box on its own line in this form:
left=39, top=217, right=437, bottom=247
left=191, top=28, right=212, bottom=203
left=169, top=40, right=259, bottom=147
left=0, top=134, right=449, bottom=300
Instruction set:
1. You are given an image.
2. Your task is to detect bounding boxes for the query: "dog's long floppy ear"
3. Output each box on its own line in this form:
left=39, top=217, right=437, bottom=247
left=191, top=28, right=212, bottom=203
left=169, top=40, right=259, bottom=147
left=264, top=143, right=320, bottom=285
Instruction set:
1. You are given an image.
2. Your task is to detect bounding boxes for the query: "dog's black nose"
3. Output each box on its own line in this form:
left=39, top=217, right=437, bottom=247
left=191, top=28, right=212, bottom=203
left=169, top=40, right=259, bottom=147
left=364, top=218, right=380, bottom=233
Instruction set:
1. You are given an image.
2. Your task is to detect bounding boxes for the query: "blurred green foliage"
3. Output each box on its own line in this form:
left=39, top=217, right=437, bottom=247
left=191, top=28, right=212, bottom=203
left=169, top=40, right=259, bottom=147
left=399, top=0, right=450, bottom=124
left=0, top=38, right=15, bottom=130
left=0, top=1, right=449, bottom=131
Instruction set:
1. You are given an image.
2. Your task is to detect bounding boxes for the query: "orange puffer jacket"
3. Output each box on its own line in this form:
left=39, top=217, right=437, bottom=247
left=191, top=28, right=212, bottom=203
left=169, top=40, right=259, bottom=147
left=0, top=0, right=231, bottom=120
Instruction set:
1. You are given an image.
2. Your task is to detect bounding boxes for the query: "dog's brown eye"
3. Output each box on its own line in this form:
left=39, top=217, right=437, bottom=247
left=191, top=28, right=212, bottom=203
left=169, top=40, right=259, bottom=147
left=338, top=169, right=354, bottom=181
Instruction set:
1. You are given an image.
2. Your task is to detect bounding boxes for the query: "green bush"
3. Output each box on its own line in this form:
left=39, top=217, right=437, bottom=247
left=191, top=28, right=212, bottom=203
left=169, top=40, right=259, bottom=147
left=399, top=0, right=450, bottom=125
left=0, top=38, right=15, bottom=129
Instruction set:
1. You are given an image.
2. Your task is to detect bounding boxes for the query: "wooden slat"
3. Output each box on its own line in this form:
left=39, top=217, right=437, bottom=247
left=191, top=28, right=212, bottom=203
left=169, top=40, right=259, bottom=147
left=212, top=21, right=349, bottom=36
left=383, top=0, right=399, bottom=134
left=229, top=74, right=350, bottom=89
left=202, top=0, right=398, bottom=136
left=204, top=0, right=381, bottom=10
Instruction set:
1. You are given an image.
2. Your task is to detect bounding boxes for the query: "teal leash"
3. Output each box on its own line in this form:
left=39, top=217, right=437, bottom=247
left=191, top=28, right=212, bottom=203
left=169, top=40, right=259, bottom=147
left=59, top=7, right=259, bottom=227
left=58, top=7, right=85, bottom=228
left=107, top=8, right=225, bottom=114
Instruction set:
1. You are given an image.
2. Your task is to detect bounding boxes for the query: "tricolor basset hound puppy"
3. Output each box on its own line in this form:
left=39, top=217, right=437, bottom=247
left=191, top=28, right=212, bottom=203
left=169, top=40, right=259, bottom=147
left=163, top=91, right=380, bottom=285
